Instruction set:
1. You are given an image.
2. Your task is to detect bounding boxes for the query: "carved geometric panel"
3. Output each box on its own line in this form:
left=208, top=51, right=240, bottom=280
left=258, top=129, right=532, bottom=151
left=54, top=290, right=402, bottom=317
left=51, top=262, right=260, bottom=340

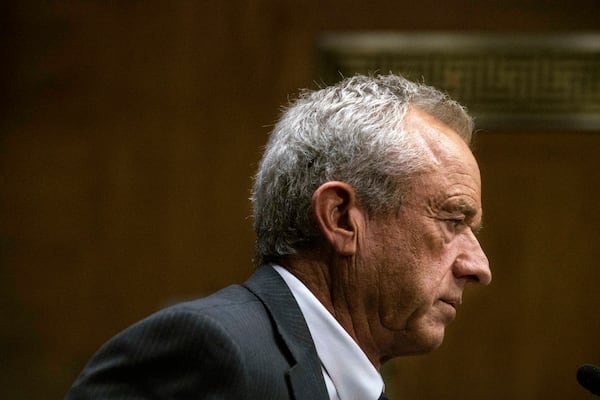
left=317, top=33, right=600, bottom=130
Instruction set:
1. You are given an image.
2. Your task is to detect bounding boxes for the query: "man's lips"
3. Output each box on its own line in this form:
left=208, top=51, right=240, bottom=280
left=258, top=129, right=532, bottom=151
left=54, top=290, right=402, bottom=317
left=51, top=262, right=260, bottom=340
left=440, top=297, right=462, bottom=309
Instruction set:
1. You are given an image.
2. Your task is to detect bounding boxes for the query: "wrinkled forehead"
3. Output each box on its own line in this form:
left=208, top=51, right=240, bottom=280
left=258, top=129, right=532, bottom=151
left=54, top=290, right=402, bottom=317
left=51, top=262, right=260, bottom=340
left=404, top=108, right=479, bottom=171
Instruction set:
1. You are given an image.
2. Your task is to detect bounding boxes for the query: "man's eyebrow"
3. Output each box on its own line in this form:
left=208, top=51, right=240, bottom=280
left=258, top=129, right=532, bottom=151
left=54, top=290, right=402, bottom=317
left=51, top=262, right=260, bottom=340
left=460, top=204, right=477, bottom=218
left=445, top=199, right=477, bottom=218
left=445, top=199, right=484, bottom=232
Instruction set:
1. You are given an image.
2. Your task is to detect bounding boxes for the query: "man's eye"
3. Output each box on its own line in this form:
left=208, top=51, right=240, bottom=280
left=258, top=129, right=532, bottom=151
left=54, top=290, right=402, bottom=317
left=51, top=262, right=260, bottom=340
left=447, top=218, right=464, bottom=228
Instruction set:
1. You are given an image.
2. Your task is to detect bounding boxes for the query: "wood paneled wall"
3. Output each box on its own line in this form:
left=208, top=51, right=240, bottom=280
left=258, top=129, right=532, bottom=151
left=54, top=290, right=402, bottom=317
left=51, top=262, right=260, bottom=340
left=2, top=1, right=599, bottom=398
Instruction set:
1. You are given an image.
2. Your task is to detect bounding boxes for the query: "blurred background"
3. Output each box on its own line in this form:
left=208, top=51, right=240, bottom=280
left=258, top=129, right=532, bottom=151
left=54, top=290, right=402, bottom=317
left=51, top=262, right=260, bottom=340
left=1, top=1, right=599, bottom=399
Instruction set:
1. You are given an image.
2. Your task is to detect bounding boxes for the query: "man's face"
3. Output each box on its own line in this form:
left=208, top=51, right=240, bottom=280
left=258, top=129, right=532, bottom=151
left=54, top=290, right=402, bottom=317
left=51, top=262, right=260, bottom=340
left=359, top=109, right=491, bottom=358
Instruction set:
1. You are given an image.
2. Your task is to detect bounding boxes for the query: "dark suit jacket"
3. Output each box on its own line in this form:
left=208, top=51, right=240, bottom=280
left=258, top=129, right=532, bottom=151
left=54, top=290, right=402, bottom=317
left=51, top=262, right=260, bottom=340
left=66, top=266, right=330, bottom=399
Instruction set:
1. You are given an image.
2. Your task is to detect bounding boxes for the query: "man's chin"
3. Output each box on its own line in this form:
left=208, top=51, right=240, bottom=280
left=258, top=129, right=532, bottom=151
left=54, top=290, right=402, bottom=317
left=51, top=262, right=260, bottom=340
left=413, top=334, right=445, bottom=354
left=392, top=327, right=446, bottom=356
left=422, top=320, right=451, bottom=350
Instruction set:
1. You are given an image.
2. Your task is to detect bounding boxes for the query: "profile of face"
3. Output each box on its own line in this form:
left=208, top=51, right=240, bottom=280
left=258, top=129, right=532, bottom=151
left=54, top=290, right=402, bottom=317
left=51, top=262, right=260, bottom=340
left=359, top=109, right=492, bottom=360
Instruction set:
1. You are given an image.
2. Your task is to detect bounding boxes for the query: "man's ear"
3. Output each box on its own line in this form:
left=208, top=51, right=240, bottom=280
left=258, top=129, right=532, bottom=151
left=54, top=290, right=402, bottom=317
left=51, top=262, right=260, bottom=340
left=311, top=181, right=362, bottom=256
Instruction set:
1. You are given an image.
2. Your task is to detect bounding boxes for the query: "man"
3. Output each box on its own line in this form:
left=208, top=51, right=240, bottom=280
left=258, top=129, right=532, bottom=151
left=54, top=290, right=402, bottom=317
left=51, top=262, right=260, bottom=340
left=66, top=74, right=491, bottom=399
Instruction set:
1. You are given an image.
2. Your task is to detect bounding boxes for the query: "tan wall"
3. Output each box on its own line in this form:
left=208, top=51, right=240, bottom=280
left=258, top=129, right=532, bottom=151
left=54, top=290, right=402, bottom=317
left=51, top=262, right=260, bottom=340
left=2, top=1, right=599, bottom=398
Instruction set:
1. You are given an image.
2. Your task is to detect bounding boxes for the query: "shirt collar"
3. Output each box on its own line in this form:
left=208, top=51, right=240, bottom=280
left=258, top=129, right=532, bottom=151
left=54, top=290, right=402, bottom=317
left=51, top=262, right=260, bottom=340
left=273, top=265, right=384, bottom=400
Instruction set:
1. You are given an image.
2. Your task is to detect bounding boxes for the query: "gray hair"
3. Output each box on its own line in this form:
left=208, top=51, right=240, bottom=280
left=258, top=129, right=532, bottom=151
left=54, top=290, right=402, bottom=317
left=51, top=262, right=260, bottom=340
left=251, top=74, right=473, bottom=266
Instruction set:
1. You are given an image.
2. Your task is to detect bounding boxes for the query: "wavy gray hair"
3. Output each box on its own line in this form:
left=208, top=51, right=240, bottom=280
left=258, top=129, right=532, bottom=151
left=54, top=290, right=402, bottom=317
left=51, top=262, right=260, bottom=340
left=252, top=74, right=473, bottom=266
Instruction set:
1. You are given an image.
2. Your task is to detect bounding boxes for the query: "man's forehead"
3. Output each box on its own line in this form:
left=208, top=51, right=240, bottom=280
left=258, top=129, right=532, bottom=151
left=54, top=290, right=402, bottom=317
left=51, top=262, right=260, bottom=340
left=404, top=108, right=478, bottom=170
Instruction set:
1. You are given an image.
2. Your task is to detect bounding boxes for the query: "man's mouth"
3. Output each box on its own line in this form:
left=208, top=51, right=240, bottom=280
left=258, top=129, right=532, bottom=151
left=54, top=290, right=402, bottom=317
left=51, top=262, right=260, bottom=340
left=440, top=297, right=462, bottom=309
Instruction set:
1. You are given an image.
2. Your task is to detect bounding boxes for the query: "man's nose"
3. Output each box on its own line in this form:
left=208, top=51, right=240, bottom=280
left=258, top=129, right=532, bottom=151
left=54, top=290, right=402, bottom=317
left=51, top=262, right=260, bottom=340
left=453, top=231, right=492, bottom=285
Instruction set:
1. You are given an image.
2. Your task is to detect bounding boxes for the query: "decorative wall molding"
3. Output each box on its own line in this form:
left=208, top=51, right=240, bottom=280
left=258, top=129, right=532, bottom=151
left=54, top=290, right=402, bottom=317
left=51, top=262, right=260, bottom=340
left=317, top=33, right=600, bottom=131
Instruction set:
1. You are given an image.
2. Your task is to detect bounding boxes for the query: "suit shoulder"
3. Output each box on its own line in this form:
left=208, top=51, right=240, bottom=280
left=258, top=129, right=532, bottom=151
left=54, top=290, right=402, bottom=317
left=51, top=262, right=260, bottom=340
left=148, top=283, right=267, bottom=328
left=66, top=285, right=265, bottom=399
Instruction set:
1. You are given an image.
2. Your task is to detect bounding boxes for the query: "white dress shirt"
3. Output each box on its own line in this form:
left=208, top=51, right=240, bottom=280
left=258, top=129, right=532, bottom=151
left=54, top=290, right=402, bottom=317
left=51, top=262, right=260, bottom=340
left=273, top=265, right=384, bottom=400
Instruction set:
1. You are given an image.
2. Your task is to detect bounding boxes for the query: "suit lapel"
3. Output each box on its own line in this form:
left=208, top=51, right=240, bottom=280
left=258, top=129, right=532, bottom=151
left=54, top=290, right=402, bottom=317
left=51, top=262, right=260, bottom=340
left=244, top=266, right=330, bottom=400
